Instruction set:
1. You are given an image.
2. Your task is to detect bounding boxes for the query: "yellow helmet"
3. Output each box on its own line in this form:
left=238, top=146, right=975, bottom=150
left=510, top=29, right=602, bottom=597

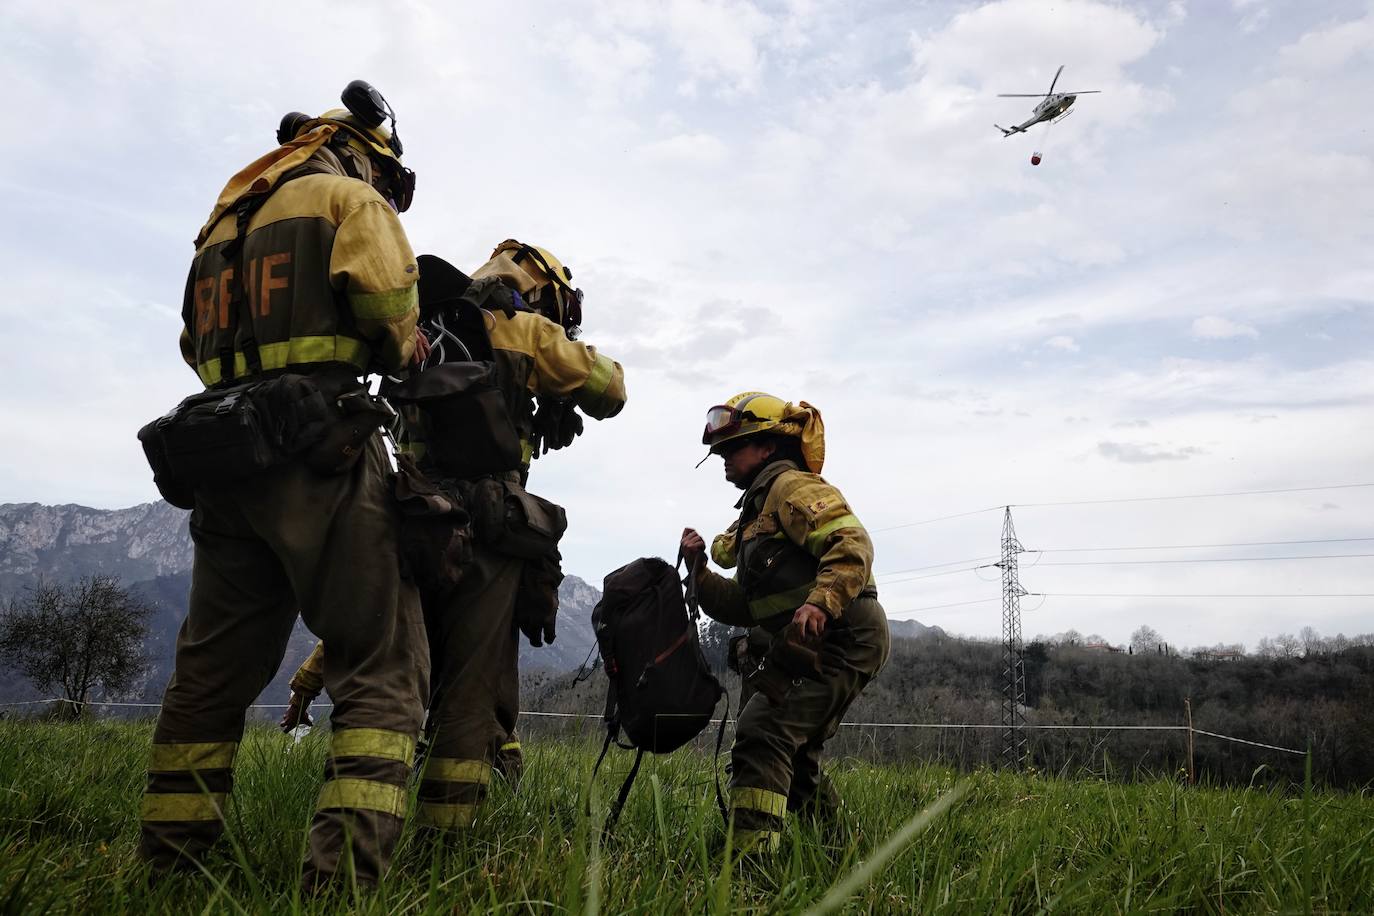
left=702, top=392, right=788, bottom=452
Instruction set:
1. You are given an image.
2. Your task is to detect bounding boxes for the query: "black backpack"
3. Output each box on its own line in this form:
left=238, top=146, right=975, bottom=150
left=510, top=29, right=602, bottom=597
left=590, top=555, right=726, bottom=830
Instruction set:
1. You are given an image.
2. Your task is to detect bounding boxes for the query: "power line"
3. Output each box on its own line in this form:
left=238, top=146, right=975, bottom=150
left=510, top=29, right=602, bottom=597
left=886, top=598, right=1000, bottom=613
left=879, top=565, right=992, bottom=585
left=1029, top=592, right=1374, bottom=599
left=877, top=555, right=999, bottom=577
left=870, top=506, right=1002, bottom=534
left=1032, top=552, right=1374, bottom=568
left=1035, top=536, right=1374, bottom=553
left=1015, top=482, right=1374, bottom=510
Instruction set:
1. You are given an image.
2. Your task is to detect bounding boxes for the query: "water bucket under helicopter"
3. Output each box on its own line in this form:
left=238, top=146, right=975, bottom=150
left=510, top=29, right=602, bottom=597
left=1031, top=151, right=1042, bottom=166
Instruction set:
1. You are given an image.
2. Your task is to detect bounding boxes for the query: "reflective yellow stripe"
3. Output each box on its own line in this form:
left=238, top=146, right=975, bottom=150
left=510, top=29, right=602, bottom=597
left=140, top=792, right=227, bottom=822
left=731, top=786, right=787, bottom=819
left=195, top=335, right=371, bottom=385
left=499, top=742, right=521, bottom=752
left=521, top=438, right=534, bottom=466
left=574, top=352, right=617, bottom=416
left=803, top=513, right=863, bottom=556
left=734, top=828, right=781, bottom=853
left=148, top=741, right=237, bottom=772
left=414, top=802, right=479, bottom=828
left=349, top=284, right=418, bottom=320
left=330, top=728, right=414, bottom=766
left=422, top=757, right=492, bottom=785
left=315, top=778, right=407, bottom=817
left=747, top=583, right=815, bottom=621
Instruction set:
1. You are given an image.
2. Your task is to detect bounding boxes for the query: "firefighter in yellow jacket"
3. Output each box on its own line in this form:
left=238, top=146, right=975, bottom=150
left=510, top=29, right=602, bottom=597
left=281, top=240, right=625, bottom=826
left=139, top=84, right=428, bottom=888
left=681, top=393, right=890, bottom=852
left=408, top=241, right=625, bottom=829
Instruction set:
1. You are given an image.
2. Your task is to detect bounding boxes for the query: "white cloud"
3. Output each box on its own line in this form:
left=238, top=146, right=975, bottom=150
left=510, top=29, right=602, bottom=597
left=635, top=132, right=730, bottom=165
left=1191, top=316, right=1259, bottom=339
left=1045, top=335, right=1080, bottom=352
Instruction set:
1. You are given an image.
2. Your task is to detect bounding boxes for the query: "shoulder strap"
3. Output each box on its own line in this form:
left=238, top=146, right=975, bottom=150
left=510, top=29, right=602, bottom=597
left=601, top=747, right=644, bottom=838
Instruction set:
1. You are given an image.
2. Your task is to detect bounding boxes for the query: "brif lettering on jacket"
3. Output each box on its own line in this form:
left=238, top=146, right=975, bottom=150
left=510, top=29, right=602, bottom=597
left=193, top=252, right=295, bottom=334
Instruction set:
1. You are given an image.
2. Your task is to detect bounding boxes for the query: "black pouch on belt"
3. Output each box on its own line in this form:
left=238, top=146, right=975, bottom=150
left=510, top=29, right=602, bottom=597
left=302, top=389, right=397, bottom=475
left=393, top=454, right=473, bottom=594
left=138, top=382, right=278, bottom=495
left=466, top=478, right=568, bottom=560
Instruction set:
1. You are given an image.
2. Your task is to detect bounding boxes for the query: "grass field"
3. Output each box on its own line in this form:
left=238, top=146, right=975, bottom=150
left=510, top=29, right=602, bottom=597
left=0, top=719, right=1371, bottom=914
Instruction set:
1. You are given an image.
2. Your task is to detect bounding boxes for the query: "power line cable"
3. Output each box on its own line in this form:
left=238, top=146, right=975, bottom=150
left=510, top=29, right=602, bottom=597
left=1015, top=482, right=1374, bottom=510
left=886, top=597, right=1000, bottom=613
left=870, top=506, right=1002, bottom=534
left=1035, top=536, right=1374, bottom=553
left=1032, top=552, right=1374, bottom=568
left=1029, top=592, right=1374, bottom=599
left=877, top=555, right=999, bottom=577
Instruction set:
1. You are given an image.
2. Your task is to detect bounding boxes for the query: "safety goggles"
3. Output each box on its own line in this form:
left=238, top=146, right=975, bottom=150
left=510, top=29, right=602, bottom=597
left=702, top=404, right=767, bottom=443
left=381, top=163, right=416, bottom=213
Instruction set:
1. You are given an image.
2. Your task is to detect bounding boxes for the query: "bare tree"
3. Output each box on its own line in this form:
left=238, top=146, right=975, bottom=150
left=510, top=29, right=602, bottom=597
left=1130, top=624, right=1163, bottom=654
left=0, top=575, right=152, bottom=717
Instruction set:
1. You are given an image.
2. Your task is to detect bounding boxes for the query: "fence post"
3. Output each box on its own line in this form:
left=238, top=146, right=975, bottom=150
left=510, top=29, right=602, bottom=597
left=1184, top=697, right=1195, bottom=786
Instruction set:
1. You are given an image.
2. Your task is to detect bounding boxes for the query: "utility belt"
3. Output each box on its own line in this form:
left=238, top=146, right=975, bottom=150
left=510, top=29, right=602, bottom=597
left=392, top=464, right=566, bottom=579
left=137, top=372, right=395, bottom=509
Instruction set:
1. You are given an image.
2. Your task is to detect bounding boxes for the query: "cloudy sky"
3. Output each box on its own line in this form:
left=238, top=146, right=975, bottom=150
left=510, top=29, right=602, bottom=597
left=3, top=0, right=1372, bottom=649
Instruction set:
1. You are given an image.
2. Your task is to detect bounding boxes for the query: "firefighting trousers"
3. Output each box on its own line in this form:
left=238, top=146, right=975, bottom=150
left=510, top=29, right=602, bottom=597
left=416, top=544, right=522, bottom=827
left=728, top=593, right=890, bottom=852
left=139, top=436, right=429, bottom=886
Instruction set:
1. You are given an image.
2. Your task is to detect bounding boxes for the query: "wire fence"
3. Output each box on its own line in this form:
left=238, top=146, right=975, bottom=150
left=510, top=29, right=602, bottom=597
left=0, top=697, right=1305, bottom=756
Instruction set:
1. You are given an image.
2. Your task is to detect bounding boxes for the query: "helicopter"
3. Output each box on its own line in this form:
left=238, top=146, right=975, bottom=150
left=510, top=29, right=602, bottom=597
left=994, top=65, right=1100, bottom=137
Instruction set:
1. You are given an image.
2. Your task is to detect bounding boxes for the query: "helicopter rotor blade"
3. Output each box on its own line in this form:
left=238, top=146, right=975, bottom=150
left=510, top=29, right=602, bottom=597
left=997, top=93, right=1046, bottom=97
left=1046, top=64, right=1064, bottom=95
left=1060, top=90, right=1101, bottom=94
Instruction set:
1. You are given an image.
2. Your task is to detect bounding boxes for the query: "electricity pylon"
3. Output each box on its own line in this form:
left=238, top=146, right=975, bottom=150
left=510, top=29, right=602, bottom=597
left=998, top=506, right=1029, bottom=769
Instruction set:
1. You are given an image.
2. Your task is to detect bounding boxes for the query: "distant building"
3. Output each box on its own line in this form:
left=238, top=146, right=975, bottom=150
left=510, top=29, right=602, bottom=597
left=1193, top=649, right=1243, bottom=662
left=1082, top=642, right=1123, bottom=654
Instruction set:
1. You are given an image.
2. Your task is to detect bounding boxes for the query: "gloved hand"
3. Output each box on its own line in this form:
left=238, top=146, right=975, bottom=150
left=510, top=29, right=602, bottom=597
left=532, top=398, right=584, bottom=455
left=516, top=553, right=562, bottom=647
left=279, top=691, right=314, bottom=732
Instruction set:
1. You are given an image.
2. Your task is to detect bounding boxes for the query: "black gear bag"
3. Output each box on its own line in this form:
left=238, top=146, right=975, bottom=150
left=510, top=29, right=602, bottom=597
left=589, top=554, right=726, bottom=832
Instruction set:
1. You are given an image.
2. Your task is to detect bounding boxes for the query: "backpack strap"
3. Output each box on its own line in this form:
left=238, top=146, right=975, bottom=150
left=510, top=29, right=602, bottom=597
left=601, top=747, right=644, bottom=838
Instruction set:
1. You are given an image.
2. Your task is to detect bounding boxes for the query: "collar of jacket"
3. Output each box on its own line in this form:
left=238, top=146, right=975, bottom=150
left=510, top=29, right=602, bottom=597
left=734, top=458, right=800, bottom=511
left=195, top=124, right=340, bottom=248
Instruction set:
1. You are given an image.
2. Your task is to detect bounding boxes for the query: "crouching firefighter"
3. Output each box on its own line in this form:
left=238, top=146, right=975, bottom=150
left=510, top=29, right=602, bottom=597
left=379, top=240, right=626, bottom=829
left=135, top=81, right=429, bottom=888
left=680, top=393, right=890, bottom=854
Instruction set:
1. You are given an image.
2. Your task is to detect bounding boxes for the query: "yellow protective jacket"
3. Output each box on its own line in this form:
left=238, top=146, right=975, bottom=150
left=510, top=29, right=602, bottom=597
left=697, top=459, right=875, bottom=630
left=179, top=125, right=419, bottom=386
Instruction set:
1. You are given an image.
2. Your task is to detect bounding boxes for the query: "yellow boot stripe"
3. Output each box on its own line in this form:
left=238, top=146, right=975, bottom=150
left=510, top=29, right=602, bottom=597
left=415, top=802, right=479, bottom=828
left=330, top=728, right=415, bottom=766
left=499, top=741, right=521, bottom=752
left=140, top=792, right=227, bottom=822
left=316, top=778, right=407, bottom=817
left=148, top=741, right=237, bottom=772
left=731, top=786, right=788, bottom=819
left=734, top=828, right=782, bottom=853
left=422, top=757, right=492, bottom=785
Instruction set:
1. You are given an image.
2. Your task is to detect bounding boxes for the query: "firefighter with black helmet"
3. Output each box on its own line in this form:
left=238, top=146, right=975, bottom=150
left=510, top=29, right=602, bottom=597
left=138, top=81, right=428, bottom=889
left=681, top=393, right=890, bottom=853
